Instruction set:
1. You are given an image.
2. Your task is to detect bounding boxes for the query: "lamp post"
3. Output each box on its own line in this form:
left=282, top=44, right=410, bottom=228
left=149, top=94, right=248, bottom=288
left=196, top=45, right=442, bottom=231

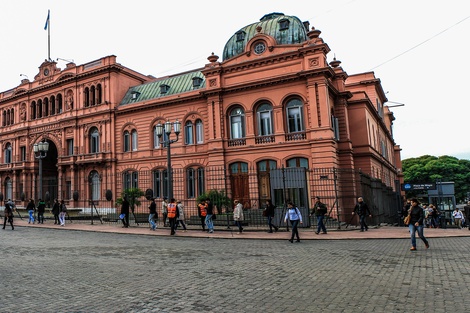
left=33, top=140, right=49, bottom=200
left=155, top=120, right=181, bottom=200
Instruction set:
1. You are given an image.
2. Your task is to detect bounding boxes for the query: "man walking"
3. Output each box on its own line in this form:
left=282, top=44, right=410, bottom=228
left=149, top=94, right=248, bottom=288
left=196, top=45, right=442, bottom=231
left=311, top=196, right=328, bottom=234
left=353, top=197, right=371, bottom=232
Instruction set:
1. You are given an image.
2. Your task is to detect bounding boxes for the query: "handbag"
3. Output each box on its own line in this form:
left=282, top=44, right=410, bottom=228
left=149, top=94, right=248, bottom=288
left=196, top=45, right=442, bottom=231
left=403, top=213, right=411, bottom=225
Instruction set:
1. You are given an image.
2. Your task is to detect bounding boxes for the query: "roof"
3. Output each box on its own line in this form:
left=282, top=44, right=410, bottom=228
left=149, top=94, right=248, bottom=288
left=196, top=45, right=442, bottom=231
left=222, top=12, right=308, bottom=61
left=120, top=71, right=205, bottom=106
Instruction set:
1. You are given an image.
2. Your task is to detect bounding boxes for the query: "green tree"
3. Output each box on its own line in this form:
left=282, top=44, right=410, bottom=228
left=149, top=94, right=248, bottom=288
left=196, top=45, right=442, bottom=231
left=402, top=155, right=470, bottom=202
left=116, top=188, right=144, bottom=213
left=196, top=190, right=231, bottom=214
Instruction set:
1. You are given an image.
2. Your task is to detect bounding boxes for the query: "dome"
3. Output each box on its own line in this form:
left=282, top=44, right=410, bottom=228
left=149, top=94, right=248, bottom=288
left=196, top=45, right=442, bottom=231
left=222, top=12, right=309, bottom=61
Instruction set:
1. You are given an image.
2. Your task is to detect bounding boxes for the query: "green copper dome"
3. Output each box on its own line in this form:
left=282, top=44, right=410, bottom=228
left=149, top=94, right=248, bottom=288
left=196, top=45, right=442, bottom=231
left=222, top=13, right=308, bottom=61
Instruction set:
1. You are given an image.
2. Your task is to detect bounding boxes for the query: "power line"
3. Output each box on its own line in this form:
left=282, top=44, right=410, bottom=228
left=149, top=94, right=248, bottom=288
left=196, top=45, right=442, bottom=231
left=370, top=15, right=470, bottom=70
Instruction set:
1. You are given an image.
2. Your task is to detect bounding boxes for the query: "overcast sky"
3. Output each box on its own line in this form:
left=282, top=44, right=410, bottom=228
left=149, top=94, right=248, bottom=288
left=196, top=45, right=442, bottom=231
left=1, top=0, right=469, bottom=160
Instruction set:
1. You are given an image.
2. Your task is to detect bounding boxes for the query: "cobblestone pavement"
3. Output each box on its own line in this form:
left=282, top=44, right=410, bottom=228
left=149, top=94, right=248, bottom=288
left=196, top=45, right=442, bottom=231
left=1, top=226, right=470, bottom=313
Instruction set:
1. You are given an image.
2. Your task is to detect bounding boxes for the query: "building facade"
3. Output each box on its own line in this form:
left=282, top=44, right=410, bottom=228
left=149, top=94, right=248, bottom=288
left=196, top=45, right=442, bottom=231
left=0, top=13, right=402, bottom=223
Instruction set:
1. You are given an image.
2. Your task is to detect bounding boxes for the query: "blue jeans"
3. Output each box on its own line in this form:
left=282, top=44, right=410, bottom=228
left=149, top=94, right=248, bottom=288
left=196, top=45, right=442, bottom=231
left=267, top=216, right=277, bottom=231
left=359, top=215, right=368, bottom=230
left=28, top=210, right=35, bottom=223
left=205, top=214, right=213, bottom=231
left=290, top=219, right=300, bottom=241
left=316, top=215, right=326, bottom=233
left=148, top=213, right=156, bottom=230
left=409, top=224, right=428, bottom=248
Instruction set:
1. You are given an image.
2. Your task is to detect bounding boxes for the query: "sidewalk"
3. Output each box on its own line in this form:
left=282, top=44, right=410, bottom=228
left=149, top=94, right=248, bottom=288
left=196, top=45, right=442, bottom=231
left=10, top=219, right=470, bottom=240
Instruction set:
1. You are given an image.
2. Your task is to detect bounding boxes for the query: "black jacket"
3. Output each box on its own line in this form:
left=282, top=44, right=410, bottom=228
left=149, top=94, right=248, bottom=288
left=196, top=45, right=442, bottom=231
left=354, top=201, right=371, bottom=216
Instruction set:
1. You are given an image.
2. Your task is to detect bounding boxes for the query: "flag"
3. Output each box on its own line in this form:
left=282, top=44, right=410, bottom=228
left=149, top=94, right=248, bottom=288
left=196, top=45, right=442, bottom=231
left=44, top=10, right=50, bottom=30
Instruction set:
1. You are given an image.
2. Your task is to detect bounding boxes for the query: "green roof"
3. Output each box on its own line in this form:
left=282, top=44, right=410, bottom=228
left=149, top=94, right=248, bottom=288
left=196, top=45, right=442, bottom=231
left=222, top=13, right=308, bottom=61
left=120, top=71, right=205, bottom=105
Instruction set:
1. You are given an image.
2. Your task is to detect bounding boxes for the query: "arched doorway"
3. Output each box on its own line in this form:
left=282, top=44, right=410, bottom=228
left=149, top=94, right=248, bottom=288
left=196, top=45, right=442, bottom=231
left=40, top=140, right=59, bottom=205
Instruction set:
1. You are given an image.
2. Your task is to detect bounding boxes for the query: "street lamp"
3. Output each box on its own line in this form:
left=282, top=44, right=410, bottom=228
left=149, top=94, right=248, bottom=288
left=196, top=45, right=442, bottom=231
left=33, top=140, right=49, bottom=200
left=155, top=119, right=181, bottom=200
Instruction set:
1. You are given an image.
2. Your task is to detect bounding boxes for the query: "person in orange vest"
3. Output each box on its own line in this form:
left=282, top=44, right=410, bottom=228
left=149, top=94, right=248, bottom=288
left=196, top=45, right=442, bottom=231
left=197, top=200, right=207, bottom=232
left=167, top=198, right=179, bottom=235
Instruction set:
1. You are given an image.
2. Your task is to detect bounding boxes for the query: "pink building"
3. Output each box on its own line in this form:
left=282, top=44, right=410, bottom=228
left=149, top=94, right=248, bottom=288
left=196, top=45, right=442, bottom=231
left=0, top=13, right=402, bottom=225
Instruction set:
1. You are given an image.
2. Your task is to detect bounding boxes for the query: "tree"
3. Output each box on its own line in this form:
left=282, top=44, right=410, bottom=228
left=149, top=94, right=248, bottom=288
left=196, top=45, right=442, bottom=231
left=402, top=155, right=470, bottom=202
left=116, top=188, right=144, bottom=213
left=196, top=190, right=231, bottom=214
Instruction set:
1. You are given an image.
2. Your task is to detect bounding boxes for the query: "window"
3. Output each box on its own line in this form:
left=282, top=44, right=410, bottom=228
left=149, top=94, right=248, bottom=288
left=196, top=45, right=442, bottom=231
left=331, top=114, right=340, bottom=140
left=90, top=127, right=100, bottom=153
left=4, top=143, right=12, bottom=164
left=123, top=171, right=138, bottom=190
left=154, top=126, right=169, bottom=148
left=90, top=171, right=100, bottom=201
left=123, top=131, right=130, bottom=152
left=65, top=181, right=72, bottom=199
left=257, top=103, right=273, bottom=136
left=185, top=121, right=194, bottom=145
left=286, top=98, right=304, bottom=132
left=254, top=41, right=266, bottom=55
left=131, top=130, right=138, bottom=151
left=192, top=77, right=203, bottom=88
left=236, top=31, right=246, bottom=42
left=230, top=107, right=245, bottom=139
left=196, top=119, right=204, bottom=143
left=160, top=84, right=170, bottom=94
left=67, top=139, right=74, bottom=156
left=31, top=102, right=37, bottom=119
left=279, top=19, right=290, bottom=30
left=287, top=157, right=309, bottom=169
left=20, top=146, right=26, bottom=162
left=186, top=167, right=205, bottom=198
left=152, top=169, right=168, bottom=199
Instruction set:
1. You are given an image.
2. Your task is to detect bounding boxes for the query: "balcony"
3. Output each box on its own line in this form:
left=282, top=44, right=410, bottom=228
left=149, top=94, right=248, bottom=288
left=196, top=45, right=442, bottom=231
left=285, top=132, right=306, bottom=142
left=255, top=135, right=275, bottom=144
left=228, top=138, right=246, bottom=147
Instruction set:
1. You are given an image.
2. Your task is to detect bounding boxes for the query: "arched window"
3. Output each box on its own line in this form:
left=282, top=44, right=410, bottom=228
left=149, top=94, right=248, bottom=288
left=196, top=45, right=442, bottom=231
left=196, top=119, right=204, bottom=143
left=152, top=169, right=168, bottom=199
left=50, top=95, right=56, bottom=115
left=257, top=103, right=273, bottom=136
left=10, top=109, right=14, bottom=125
left=44, top=97, right=49, bottom=117
left=4, top=177, right=12, bottom=201
left=286, top=157, right=309, bottom=169
left=185, top=121, right=194, bottom=145
left=96, top=84, right=103, bottom=104
left=84, top=87, right=90, bottom=107
left=31, top=101, right=37, bottom=120
left=91, top=86, right=96, bottom=106
left=229, top=162, right=250, bottom=208
left=4, top=143, right=12, bottom=164
left=154, top=125, right=169, bottom=148
left=2, top=111, right=5, bottom=126
left=90, top=171, right=101, bottom=201
left=90, top=127, right=100, bottom=153
left=131, top=130, right=138, bottom=151
left=123, top=171, right=138, bottom=190
left=286, top=98, right=304, bottom=132
left=229, top=107, right=245, bottom=139
left=186, top=167, right=205, bottom=198
left=37, top=99, right=43, bottom=118
left=57, top=93, right=63, bottom=112
left=257, top=159, right=277, bottom=202
left=123, top=131, right=130, bottom=152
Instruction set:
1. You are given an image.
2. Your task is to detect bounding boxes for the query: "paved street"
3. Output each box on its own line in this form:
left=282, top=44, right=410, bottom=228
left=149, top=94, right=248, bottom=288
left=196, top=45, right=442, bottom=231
left=1, top=225, right=470, bottom=313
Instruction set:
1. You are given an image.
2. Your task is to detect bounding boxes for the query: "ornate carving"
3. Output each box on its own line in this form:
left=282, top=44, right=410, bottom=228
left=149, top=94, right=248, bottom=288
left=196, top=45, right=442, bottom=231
left=209, top=79, right=217, bottom=87
left=309, top=57, right=320, bottom=68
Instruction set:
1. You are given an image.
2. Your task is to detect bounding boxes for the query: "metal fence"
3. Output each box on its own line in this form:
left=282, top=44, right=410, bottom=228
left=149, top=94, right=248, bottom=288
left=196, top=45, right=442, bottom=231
left=6, top=167, right=401, bottom=230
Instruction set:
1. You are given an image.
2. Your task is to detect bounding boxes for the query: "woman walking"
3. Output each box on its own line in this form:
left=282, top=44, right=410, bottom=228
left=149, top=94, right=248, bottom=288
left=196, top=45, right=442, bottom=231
left=26, top=198, right=36, bottom=224
left=174, top=200, right=187, bottom=232
left=408, top=198, right=429, bottom=251
left=284, top=202, right=303, bottom=243
left=59, top=200, right=67, bottom=226
left=148, top=198, right=157, bottom=230
left=265, top=199, right=278, bottom=233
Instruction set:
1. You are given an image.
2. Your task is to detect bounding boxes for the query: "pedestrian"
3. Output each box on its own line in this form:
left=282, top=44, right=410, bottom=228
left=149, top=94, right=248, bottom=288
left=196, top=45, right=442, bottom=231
left=311, top=196, right=328, bottom=234
left=284, top=201, right=302, bottom=243
left=401, top=198, right=411, bottom=227
left=233, top=199, right=244, bottom=234
left=120, top=197, right=130, bottom=228
left=148, top=198, right=157, bottom=231
left=161, top=197, right=168, bottom=227
left=452, top=208, right=463, bottom=229
left=197, top=200, right=207, bottom=231
left=408, top=198, right=430, bottom=251
left=353, top=197, right=371, bottom=232
left=26, top=198, right=36, bottom=224
left=174, top=200, right=187, bottom=232
left=59, top=200, right=67, bottom=226
left=167, top=198, right=178, bottom=235
left=265, top=199, right=278, bottom=233
left=205, top=198, right=215, bottom=233
left=2, top=199, right=14, bottom=230
left=37, top=198, right=46, bottom=224
left=52, top=199, right=60, bottom=225
left=430, top=205, right=440, bottom=228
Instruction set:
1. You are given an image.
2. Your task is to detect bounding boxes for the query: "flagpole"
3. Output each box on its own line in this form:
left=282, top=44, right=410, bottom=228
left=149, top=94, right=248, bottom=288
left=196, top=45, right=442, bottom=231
left=48, top=11, right=51, bottom=61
